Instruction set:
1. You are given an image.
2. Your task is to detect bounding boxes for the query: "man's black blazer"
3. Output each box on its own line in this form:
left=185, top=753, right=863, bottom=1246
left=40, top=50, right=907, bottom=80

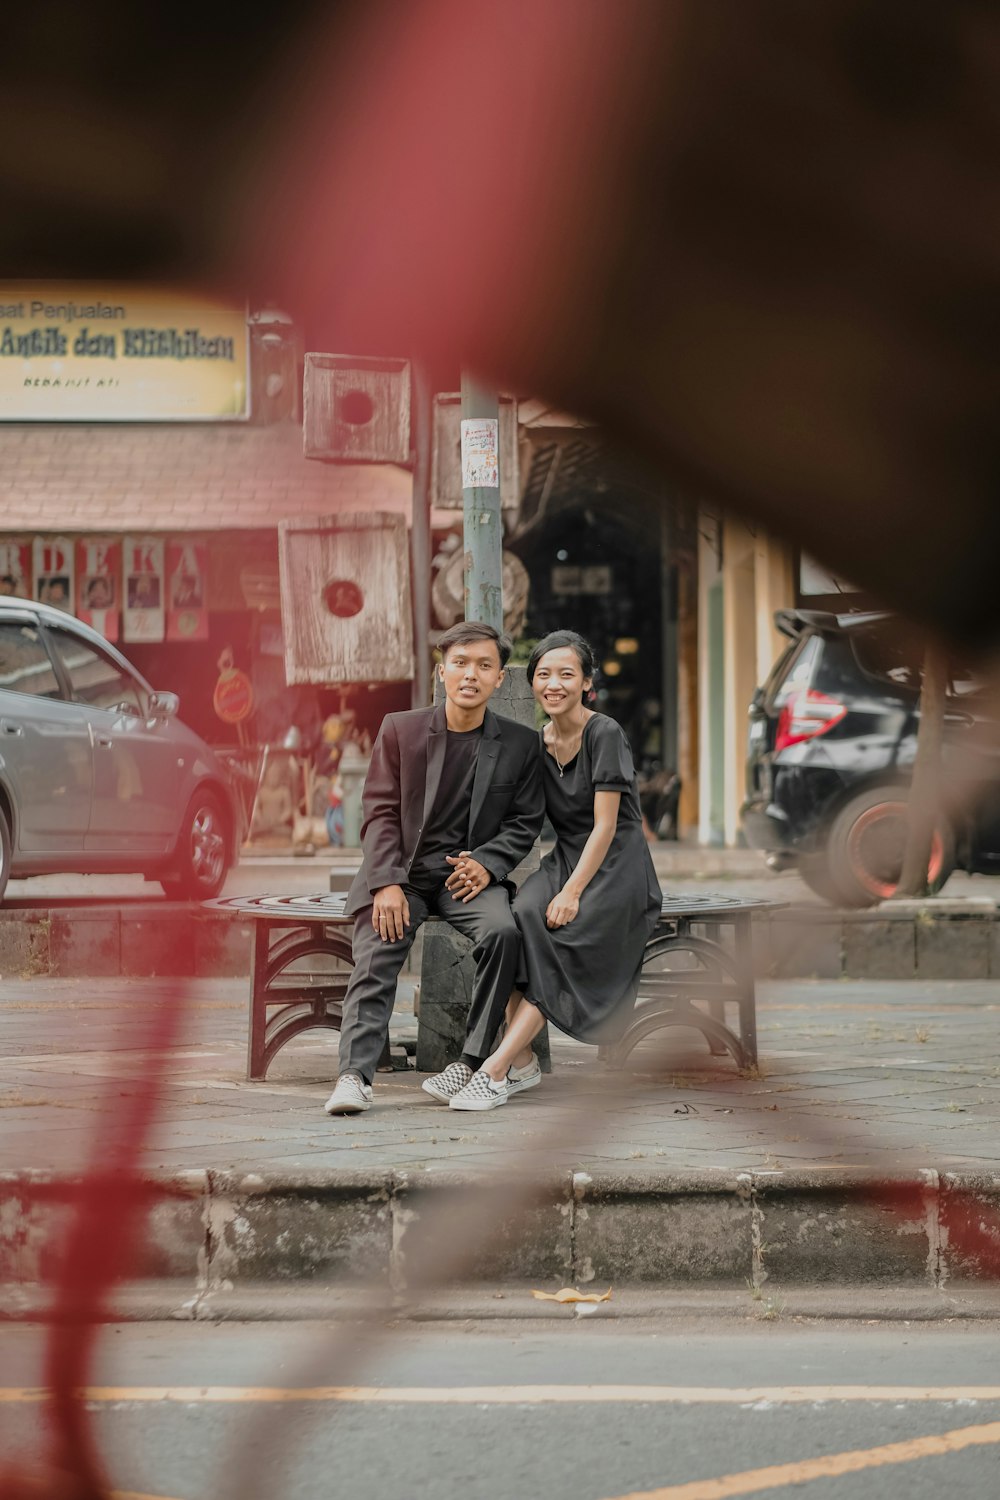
left=345, top=703, right=543, bottom=915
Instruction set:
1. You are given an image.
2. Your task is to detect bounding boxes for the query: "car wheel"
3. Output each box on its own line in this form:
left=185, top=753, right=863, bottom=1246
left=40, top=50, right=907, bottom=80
left=161, top=790, right=229, bottom=900
left=797, top=851, right=848, bottom=906
left=826, top=787, right=955, bottom=908
left=0, top=804, right=10, bottom=904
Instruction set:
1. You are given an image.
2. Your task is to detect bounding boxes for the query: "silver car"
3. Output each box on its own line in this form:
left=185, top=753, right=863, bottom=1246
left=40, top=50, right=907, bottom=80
left=0, top=597, right=240, bottom=902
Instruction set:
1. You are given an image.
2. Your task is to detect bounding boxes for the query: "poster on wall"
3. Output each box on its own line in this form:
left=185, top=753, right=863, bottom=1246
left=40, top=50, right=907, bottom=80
left=76, top=537, right=121, bottom=640
left=0, top=285, right=249, bottom=421
left=0, top=539, right=31, bottom=597
left=122, top=536, right=165, bottom=642
left=166, top=539, right=209, bottom=641
left=33, top=536, right=75, bottom=613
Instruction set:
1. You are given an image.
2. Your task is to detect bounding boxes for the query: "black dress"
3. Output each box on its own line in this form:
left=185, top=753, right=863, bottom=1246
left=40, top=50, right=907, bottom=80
left=512, top=713, right=662, bottom=1043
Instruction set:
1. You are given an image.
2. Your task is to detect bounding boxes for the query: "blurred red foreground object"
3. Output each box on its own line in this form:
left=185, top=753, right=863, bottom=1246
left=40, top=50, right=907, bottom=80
left=252, top=0, right=1000, bottom=646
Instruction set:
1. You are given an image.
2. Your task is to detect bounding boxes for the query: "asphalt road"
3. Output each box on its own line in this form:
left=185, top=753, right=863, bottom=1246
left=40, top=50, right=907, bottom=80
left=3, top=1318, right=1000, bottom=1499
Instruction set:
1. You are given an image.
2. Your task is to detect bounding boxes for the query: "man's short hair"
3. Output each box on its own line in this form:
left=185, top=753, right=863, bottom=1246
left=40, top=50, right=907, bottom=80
left=436, top=620, right=512, bottom=668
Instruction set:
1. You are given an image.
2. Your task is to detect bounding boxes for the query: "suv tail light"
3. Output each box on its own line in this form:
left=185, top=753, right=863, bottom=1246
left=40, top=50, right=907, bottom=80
left=774, top=688, right=847, bottom=754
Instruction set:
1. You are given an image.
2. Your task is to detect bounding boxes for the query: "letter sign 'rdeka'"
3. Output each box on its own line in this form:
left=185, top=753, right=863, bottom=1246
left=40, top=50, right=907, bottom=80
left=167, top=539, right=209, bottom=641
left=33, top=536, right=75, bottom=613
left=123, top=536, right=166, bottom=642
left=76, top=536, right=121, bottom=640
left=0, top=539, right=31, bottom=599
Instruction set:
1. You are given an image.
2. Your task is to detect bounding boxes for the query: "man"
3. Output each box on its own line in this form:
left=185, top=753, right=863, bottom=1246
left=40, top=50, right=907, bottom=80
left=324, top=621, right=543, bottom=1115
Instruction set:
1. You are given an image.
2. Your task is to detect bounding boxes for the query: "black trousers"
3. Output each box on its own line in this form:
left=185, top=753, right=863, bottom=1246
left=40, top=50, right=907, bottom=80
left=338, top=882, right=522, bottom=1085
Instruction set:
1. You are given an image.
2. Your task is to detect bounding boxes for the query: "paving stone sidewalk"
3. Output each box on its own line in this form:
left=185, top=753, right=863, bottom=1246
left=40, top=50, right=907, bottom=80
left=2, top=976, right=999, bottom=1177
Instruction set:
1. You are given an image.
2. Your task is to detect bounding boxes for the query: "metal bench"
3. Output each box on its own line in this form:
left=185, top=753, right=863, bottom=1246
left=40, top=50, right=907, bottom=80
left=206, top=891, right=776, bottom=1080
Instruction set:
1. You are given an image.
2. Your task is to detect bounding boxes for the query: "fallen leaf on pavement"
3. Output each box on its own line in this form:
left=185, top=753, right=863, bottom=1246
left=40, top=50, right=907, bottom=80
left=531, top=1287, right=612, bottom=1304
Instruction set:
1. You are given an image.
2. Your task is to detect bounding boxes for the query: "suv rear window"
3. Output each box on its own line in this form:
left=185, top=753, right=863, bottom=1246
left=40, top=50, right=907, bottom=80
left=850, top=622, right=923, bottom=690
left=948, top=659, right=985, bottom=698
left=765, top=634, right=819, bottom=710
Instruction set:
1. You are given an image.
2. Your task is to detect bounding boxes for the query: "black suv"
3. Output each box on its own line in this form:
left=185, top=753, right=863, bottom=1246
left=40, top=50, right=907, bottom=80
left=742, top=610, right=1000, bottom=906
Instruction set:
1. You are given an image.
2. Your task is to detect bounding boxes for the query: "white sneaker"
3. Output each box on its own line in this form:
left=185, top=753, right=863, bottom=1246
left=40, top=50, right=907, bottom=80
left=506, top=1057, right=542, bottom=1096
left=324, top=1074, right=373, bottom=1115
left=421, top=1061, right=474, bottom=1103
left=449, top=1070, right=510, bottom=1111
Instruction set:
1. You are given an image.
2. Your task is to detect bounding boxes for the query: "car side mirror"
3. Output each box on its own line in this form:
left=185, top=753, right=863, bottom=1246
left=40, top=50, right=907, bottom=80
left=149, top=690, right=180, bottom=720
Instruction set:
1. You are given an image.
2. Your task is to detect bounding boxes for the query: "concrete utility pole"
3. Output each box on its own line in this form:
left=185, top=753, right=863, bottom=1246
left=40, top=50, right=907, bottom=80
left=460, top=374, right=503, bottom=629
left=897, top=639, right=948, bottom=898
left=410, top=361, right=432, bottom=707
left=417, top=376, right=550, bottom=1074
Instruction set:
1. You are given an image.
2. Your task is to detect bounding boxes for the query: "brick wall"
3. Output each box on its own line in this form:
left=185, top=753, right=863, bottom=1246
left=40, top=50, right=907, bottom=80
left=0, top=422, right=412, bottom=531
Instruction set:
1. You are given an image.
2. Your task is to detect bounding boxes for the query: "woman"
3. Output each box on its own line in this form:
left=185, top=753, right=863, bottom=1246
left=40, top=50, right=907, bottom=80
left=449, top=630, right=662, bottom=1110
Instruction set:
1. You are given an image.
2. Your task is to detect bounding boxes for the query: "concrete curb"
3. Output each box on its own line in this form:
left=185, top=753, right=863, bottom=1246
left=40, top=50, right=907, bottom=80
left=5, top=1282, right=1000, bottom=1324
left=0, top=904, right=253, bottom=979
left=760, top=902, right=1000, bottom=980
left=4, top=1168, right=999, bottom=1309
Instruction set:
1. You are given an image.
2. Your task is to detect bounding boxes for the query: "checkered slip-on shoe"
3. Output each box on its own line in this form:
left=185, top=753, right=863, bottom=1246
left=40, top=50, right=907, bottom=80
left=448, top=1070, right=510, bottom=1111
left=506, top=1057, right=542, bottom=1096
left=421, top=1061, right=474, bottom=1103
left=324, top=1074, right=373, bottom=1115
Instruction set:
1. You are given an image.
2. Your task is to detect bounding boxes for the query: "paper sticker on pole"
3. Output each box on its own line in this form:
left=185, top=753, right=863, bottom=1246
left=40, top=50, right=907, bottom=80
left=33, top=536, right=75, bottom=613
left=76, top=536, right=121, bottom=639
left=461, top=417, right=500, bottom=488
left=123, top=536, right=165, bottom=642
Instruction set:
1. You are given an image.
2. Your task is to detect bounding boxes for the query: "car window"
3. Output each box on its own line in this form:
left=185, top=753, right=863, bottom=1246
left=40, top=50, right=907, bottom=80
left=46, top=626, right=146, bottom=716
left=762, top=641, right=799, bottom=704
left=765, top=634, right=820, bottom=709
left=850, top=623, right=922, bottom=690
left=947, top=659, right=985, bottom=698
left=0, top=620, right=61, bottom=698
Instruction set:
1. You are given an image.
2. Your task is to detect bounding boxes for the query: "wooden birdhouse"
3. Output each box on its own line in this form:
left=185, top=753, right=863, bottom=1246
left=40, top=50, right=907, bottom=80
left=302, top=353, right=411, bottom=463
left=278, top=512, right=414, bottom=683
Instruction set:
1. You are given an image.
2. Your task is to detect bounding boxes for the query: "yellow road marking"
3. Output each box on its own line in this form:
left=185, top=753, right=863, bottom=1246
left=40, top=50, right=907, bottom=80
left=3, top=1385, right=1000, bottom=1404
left=6, top=1393, right=997, bottom=1499
left=111, top=1492, right=186, bottom=1500
left=605, top=1419, right=1000, bottom=1498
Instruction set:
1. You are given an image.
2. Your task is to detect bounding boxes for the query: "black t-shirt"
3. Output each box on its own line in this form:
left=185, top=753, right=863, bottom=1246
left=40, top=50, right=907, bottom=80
left=408, top=726, right=483, bottom=890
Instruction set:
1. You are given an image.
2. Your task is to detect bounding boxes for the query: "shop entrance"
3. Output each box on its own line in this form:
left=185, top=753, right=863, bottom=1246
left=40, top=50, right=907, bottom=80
left=510, top=501, right=666, bottom=773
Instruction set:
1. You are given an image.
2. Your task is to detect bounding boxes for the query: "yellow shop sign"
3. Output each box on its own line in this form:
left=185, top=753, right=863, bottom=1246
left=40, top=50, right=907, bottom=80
left=0, top=285, right=249, bottom=421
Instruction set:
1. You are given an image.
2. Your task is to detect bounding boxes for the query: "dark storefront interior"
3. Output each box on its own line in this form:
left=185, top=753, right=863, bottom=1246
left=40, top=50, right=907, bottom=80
left=511, top=503, right=664, bottom=769
left=507, top=429, right=676, bottom=773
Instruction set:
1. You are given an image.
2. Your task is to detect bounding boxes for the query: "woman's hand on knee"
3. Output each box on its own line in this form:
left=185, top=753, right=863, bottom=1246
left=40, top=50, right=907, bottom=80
left=545, top=888, right=580, bottom=928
